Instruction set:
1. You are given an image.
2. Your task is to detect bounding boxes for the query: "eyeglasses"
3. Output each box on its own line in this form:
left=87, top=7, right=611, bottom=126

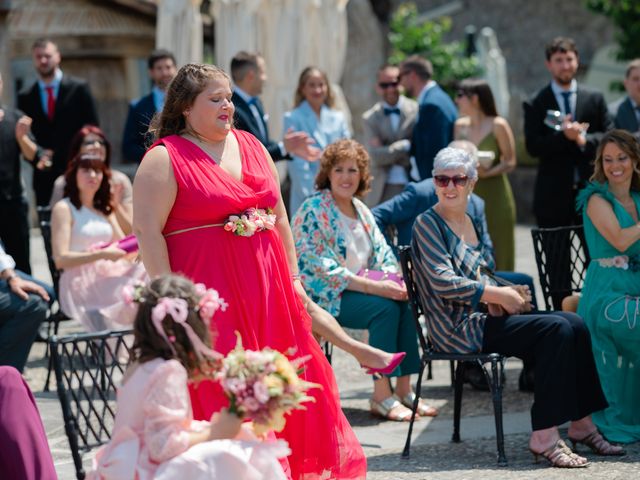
left=434, top=175, right=469, bottom=188
left=81, top=139, right=106, bottom=147
left=378, top=81, right=399, bottom=89
left=455, top=90, right=469, bottom=98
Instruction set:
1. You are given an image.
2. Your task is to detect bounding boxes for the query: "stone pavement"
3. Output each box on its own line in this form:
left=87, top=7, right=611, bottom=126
left=22, top=225, right=639, bottom=479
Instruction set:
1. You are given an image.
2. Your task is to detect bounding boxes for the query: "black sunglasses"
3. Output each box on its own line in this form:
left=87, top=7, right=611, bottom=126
left=378, top=81, right=399, bottom=89
left=434, top=174, right=469, bottom=188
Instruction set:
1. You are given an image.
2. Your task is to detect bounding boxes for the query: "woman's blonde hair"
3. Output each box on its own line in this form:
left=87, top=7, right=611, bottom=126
left=315, top=139, right=371, bottom=198
left=293, top=66, right=335, bottom=108
left=591, top=129, right=640, bottom=191
left=150, top=63, right=230, bottom=140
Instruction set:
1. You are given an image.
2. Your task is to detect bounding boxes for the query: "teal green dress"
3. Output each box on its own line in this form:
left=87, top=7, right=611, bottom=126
left=472, top=133, right=516, bottom=271
left=576, top=182, right=640, bottom=443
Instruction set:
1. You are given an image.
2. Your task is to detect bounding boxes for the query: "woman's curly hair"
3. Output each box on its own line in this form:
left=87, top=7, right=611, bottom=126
left=315, top=139, right=372, bottom=198
left=591, top=129, right=640, bottom=191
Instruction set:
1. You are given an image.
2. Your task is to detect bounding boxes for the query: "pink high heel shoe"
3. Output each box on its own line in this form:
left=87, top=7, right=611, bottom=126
left=362, top=352, right=406, bottom=375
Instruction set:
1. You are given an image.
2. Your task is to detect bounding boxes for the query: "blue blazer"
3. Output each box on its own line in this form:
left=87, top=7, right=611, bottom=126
left=122, top=93, right=156, bottom=163
left=411, top=84, right=457, bottom=180
left=372, top=179, right=491, bottom=249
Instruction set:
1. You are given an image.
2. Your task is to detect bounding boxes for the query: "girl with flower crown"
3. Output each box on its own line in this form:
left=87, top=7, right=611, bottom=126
left=88, top=274, right=289, bottom=480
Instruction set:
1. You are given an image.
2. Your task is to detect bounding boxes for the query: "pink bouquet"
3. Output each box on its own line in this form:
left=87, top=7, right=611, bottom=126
left=223, top=208, right=276, bottom=237
left=217, top=333, right=320, bottom=435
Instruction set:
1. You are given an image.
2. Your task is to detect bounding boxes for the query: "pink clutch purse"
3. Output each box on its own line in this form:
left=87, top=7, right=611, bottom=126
left=94, top=235, right=139, bottom=253
left=357, top=268, right=404, bottom=286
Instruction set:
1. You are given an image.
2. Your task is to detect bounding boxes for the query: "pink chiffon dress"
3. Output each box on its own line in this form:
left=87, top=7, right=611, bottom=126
left=57, top=198, right=147, bottom=331
left=88, top=358, right=289, bottom=480
left=152, top=130, right=367, bottom=480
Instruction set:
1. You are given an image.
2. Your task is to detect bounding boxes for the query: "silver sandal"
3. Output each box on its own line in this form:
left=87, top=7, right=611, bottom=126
left=370, top=396, right=414, bottom=422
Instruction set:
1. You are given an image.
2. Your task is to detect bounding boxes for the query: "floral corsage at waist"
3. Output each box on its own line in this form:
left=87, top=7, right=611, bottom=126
left=224, top=208, right=276, bottom=237
left=596, top=254, right=640, bottom=272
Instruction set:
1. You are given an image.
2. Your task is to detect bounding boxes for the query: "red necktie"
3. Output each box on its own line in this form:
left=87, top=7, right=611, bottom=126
left=45, top=86, right=55, bottom=121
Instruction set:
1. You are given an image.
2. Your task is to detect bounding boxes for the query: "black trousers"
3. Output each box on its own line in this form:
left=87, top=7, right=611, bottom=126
left=482, top=311, right=608, bottom=431
left=0, top=198, right=31, bottom=274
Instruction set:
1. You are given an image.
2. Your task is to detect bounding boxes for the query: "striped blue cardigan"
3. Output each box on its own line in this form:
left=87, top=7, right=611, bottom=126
left=411, top=207, right=496, bottom=353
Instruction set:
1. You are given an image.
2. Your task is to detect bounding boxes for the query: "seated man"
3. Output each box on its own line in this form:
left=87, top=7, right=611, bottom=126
left=0, top=244, right=51, bottom=372
left=373, top=141, right=536, bottom=391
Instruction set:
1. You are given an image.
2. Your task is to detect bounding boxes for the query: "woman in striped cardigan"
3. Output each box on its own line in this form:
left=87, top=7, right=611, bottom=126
left=411, top=147, right=623, bottom=468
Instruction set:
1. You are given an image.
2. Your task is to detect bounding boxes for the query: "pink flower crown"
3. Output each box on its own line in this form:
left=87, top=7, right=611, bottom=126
left=123, top=280, right=228, bottom=360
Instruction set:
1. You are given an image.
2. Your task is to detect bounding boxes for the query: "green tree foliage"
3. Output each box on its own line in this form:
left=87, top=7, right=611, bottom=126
left=388, top=3, right=479, bottom=93
left=587, top=0, right=640, bottom=60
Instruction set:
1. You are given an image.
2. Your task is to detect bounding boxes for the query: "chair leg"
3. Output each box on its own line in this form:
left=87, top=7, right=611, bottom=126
left=402, top=358, right=427, bottom=458
left=488, top=357, right=507, bottom=466
left=452, top=361, right=466, bottom=442
left=449, top=360, right=455, bottom=386
left=427, top=359, right=433, bottom=380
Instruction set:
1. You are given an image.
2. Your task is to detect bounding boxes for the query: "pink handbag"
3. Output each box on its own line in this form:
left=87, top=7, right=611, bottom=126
left=357, top=268, right=404, bottom=286
left=94, top=235, right=139, bottom=254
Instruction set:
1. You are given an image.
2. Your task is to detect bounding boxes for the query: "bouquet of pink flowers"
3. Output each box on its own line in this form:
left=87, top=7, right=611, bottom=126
left=217, top=333, right=320, bottom=435
left=223, top=207, right=276, bottom=237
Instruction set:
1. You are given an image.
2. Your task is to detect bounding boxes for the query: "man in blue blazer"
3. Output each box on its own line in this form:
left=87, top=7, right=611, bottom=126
left=610, top=58, right=640, bottom=136
left=398, top=55, right=457, bottom=180
left=122, top=50, right=177, bottom=163
left=230, top=52, right=320, bottom=162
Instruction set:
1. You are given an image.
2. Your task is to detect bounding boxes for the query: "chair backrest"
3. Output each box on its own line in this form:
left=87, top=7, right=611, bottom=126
left=50, top=330, right=133, bottom=479
left=37, top=206, right=61, bottom=295
left=399, top=246, right=431, bottom=354
left=530, top=225, right=590, bottom=311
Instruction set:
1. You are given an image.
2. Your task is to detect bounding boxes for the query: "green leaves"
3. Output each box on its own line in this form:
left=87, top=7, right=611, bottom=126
left=587, top=0, right=640, bottom=60
left=388, top=3, right=479, bottom=93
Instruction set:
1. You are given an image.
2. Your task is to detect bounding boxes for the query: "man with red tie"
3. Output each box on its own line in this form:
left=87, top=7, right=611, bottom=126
left=18, top=38, right=98, bottom=206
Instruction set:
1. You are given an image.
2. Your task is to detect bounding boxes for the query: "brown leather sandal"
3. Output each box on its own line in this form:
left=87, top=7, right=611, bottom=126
left=569, top=430, right=626, bottom=456
left=529, top=439, right=589, bottom=468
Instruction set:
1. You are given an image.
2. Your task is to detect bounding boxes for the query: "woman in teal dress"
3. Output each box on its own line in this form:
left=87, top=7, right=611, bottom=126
left=454, top=78, right=516, bottom=271
left=577, top=129, right=640, bottom=444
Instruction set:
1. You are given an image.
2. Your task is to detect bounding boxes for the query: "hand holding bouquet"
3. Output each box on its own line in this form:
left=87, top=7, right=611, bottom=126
left=217, top=333, right=320, bottom=436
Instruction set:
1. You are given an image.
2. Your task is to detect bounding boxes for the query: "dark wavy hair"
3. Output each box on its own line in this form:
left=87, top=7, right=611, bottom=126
left=63, top=154, right=112, bottom=215
left=457, top=78, right=499, bottom=117
left=315, top=139, right=371, bottom=198
left=293, top=66, right=335, bottom=108
left=67, top=124, right=111, bottom=167
left=592, top=129, right=640, bottom=191
left=131, top=275, right=218, bottom=379
left=150, top=63, right=231, bottom=140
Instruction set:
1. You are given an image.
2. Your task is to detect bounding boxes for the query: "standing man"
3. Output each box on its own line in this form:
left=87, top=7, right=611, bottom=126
left=0, top=73, right=39, bottom=273
left=398, top=55, right=457, bottom=180
left=122, top=49, right=177, bottom=163
left=524, top=37, right=612, bottom=229
left=18, top=38, right=99, bottom=206
left=610, top=58, right=640, bottom=135
left=229, top=52, right=320, bottom=162
left=523, top=37, right=612, bottom=309
left=362, top=64, right=418, bottom=206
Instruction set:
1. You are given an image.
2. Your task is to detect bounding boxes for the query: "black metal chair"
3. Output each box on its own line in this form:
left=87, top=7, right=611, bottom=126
left=399, top=246, right=507, bottom=466
left=530, top=225, right=590, bottom=311
left=36, top=205, right=73, bottom=390
left=50, top=330, right=134, bottom=480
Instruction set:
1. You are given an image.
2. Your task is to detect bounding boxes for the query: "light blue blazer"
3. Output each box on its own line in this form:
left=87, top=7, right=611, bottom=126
left=283, top=100, right=350, bottom=214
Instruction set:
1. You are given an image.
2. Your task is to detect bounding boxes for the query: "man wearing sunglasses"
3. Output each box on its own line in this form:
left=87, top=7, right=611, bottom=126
left=362, top=65, right=418, bottom=206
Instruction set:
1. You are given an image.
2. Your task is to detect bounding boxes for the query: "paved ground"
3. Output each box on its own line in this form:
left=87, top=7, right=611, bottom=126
left=22, top=225, right=639, bottom=479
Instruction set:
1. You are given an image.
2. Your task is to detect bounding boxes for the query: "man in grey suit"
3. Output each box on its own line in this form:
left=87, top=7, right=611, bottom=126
left=362, top=65, right=418, bottom=206
left=610, top=58, right=640, bottom=135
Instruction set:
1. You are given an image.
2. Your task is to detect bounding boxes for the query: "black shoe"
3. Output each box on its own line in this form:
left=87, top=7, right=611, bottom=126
left=464, top=363, right=506, bottom=391
left=518, top=368, right=535, bottom=392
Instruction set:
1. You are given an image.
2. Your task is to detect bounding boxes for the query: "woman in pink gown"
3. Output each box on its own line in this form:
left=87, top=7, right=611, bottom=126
left=133, top=64, right=367, bottom=479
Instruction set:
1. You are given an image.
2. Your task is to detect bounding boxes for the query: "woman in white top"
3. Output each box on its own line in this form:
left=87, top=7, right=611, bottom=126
left=51, top=154, right=146, bottom=331
left=292, top=139, right=437, bottom=421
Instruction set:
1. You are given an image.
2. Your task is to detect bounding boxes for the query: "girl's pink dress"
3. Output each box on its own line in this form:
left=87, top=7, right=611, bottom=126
left=153, top=131, right=367, bottom=480
left=88, top=358, right=289, bottom=480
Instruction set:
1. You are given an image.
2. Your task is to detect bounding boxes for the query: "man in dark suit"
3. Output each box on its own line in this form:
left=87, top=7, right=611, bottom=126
left=524, top=37, right=612, bottom=310
left=398, top=55, right=457, bottom=180
left=18, top=38, right=99, bottom=206
left=122, top=49, right=177, bottom=163
left=524, top=37, right=613, bottom=229
left=609, top=58, right=640, bottom=135
left=229, top=52, right=320, bottom=162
